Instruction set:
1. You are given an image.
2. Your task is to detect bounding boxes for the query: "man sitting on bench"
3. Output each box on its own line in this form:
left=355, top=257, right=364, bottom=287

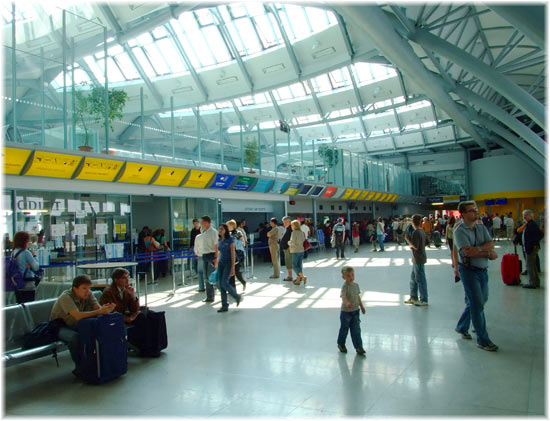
left=99, top=268, right=142, bottom=325
left=50, top=275, right=116, bottom=376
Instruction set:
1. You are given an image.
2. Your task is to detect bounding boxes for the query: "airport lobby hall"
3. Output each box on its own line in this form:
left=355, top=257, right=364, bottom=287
left=2, top=1, right=546, bottom=418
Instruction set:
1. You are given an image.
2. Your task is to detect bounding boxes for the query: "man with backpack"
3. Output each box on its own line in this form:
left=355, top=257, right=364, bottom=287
left=332, top=218, right=346, bottom=259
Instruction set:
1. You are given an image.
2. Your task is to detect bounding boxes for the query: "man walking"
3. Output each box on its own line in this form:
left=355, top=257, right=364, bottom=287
left=492, top=213, right=502, bottom=241
left=404, top=215, right=428, bottom=306
left=333, top=218, right=346, bottom=259
left=522, top=210, right=543, bottom=289
left=201, top=216, right=219, bottom=303
left=280, top=217, right=294, bottom=282
left=267, top=218, right=280, bottom=279
left=454, top=201, right=499, bottom=351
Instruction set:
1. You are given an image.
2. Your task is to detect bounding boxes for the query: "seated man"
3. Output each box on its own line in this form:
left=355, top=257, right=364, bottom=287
left=50, top=275, right=116, bottom=376
left=99, top=268, right=141, bottom=324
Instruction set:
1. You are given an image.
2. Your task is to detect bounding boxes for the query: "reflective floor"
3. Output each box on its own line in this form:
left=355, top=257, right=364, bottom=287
left=4, top=240, right=546, bottom=417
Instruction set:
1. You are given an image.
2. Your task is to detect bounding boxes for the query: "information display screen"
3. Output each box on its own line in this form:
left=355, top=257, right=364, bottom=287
left=272, top=179, right=290, bottom=194
left=210, top=174, right=236, bottom=190
left=75, top=157, right=124, bottom=182
left=152, top=167, right=189, bottom=186
left=285, top=182, right=304, bottom=195
left=322, top=186, right=337, bottom=198
left=117, top=162, right=159, bottom=184
left=183, top=170, right=215, bottom=188
left=251, top=178, right=275, bottom=193
left=25, top=151, right=82, bottom=178
left=298, top=184, right=313, bottom=195
left=231, top=176, right=256, bottom=191
left=3, top=147, right=32, bottom=175
left=310, top=186, right=325, bottom=197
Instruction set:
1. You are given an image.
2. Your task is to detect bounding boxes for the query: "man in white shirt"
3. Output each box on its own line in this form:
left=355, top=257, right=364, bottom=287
left=200, top=216, right=219, bottom=303
left=492, top=214, right=502, bottom=242
left=392, top=219, right=400, bottom=242
left=301, top=220, right=310, bottom=257
left=504, top=213, right=515, bottom=240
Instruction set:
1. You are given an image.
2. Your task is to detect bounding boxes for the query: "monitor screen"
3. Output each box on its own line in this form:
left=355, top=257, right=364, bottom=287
left=310, top=186, right=324, bottom=196
left=298, top=185, right=313, bottom=195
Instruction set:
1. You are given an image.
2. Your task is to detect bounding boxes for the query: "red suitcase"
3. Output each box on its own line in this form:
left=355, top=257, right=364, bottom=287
left=501, top=253, right=521, bottom=285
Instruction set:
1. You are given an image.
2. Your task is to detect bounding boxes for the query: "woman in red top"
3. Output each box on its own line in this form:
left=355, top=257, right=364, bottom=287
left=352, top=222, right=360, bottom=253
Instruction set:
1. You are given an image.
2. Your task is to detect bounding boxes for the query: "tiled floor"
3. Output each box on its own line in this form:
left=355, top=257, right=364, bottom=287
left=4, top=240, right=546, bottom=417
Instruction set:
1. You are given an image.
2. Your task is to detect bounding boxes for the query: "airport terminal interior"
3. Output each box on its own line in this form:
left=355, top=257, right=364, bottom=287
left=1, top=1, right=547, bottom=418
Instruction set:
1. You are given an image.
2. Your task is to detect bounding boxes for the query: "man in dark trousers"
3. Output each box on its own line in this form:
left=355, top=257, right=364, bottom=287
left=280, top=217, right=294, bottom=282
left=190, top=219, right=201, bottom=278
left=521, top=209, right=543, bottom=289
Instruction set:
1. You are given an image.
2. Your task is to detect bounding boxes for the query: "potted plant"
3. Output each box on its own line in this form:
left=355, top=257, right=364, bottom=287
left=74, top=82, right=128, bottom=152
left=318, top=145, right=339, bottom=183
left=244, top=137, right=259, bottom=174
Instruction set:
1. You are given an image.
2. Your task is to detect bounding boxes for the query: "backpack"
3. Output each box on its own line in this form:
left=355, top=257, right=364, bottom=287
left=23, top=319, right=66, bottom=349
left=5, top=249, right=26, bottom=291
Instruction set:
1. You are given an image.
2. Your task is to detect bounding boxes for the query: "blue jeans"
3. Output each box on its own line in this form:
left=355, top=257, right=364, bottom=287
left=217, top=260, right=239, bottom=308
left=337, top=310, right=363, bottom=349
left=291, top=252, right=304, bottom=275
left=197, top=256, right=205, bottom=290
left=203, top=253, right=216, bottom=300
left=377, top=234, right=385, bottom=251
left=58, top=326, right=79, bottom=370
left=410, top=263, right=428, bottom=302
left=457, top=265, right=492, bottom=346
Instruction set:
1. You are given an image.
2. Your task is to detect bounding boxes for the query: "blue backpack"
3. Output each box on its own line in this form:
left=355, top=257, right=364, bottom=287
left=5, top=249, right=26, bottom=291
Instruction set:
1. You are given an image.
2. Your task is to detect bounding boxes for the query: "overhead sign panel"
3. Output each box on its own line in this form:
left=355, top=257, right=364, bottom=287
left=391, top=194, right=398, bottom=202
left=350, top=189, right=362, bottom=200
left=373, top=192, right=382, bottom=201
left=310, top=186, right=325, bottom=197
left=182, top=170, right=215, bottom=188
left=333, top=187, right=347, bottom=199
left=75, top=157, right=124, bottom=182
left=25, top=151, right=82, bottom=178
left=366, top=192, right=376, bottom=201
left=210, top=173, right=236, bottom=190
left=322, top=186, right=337, bottom=198
left=359, top=191, right=369, bottom=200
left=231, top=176, right=256, bottom=191
left=298, top=184, right=313, bottom=195
left=272, top=179, right=290, bottom=194
left=117, top=162, right=158, bottom=184
left=285, top=182, right=304, bottom=195
left=152, top=167, right=189, bottom=186
left=251, top=178, right=275, bottom=193
left=4, top=147, right=31, bottom=175
left=341, top=188, right=354, bottom=200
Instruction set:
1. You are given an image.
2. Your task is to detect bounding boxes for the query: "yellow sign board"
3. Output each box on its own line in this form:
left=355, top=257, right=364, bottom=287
left=117, top=162, right=159, bottom=184
left=383, top=194, right=392, bottom=202
left=387, top=194, right=396, bottom=202
left=391, top=194, right=398, bottom=202
left=443, top=195, right=460, bottom=202
left=153, top=167, right=189, bottom=186
left=4, top=147, right=32, bottom=175
left=379, top=193, right=388, bottom=202
left=359, top=191, right=369, bottom=200
left=75, top=157, right=124, bottom=182
left=341, top=188, right=354, bottom=200
left=25, top=151, right=82, bottom=178
left=373, top=192, right=382, bottom=201
left=350, top=189, right=362, bottom=200
left=366, top=192, right=375, bottom=201
left=182, top=170, right=214, bottom=188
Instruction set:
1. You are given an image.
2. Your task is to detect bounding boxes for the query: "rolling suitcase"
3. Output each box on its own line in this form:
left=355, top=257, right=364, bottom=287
left=127, top=309, right=167, bottom=357
left=433, top=231, right=442, bottom=248
left=501, top=253, right=521, bottom=285
left=77, top=313, right=127, bottom=384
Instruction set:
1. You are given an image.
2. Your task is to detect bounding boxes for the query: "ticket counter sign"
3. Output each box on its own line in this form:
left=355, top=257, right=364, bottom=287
left=359, top=191, right=369, bottom=200
left=251, top=178, right=275, bottom=193
left=231, top=176, right=256, bottom=191
left=272, top=179, right=290, bottom=194
left=117, top=162, right=159, bottom=184
left=285, top=182, right=304, bottom=196
left=152, top=167, right=189, bottom=186
left=350, top=189, right=362, bottom=200
left=4, top=147, right=31, bottom=175
left=25, top=151, right=82, bottom=178
left=75, top=157, right=124, bottom=182
left=183, top=170, right=214, bottom=188
left=322, top=186, right=337, bottom=198
left=210, top=173, right=236, bottom=190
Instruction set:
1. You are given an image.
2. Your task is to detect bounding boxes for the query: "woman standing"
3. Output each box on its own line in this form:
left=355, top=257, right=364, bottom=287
left=143, top=229, right=160, bottom=284
left=227, top=219, right=247, bottom=291
left=376, top=217, right=386, bottom=252
left=445, top=216, right=456, bottom=255
left=288, top=220, right=307, bottom=285
left=217, top=224, right=242, bottom=313
left=352, top=222, right=360, bottom=253
left=10, top=231, right=40, bottom=303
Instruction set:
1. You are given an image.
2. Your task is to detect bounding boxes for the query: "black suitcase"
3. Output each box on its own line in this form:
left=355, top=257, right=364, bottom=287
left=127, top=309, right=167, bottom=357
left=77, top=313, right=127, bottom=384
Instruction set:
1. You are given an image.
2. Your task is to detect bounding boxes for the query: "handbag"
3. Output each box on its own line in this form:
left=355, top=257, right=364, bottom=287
left=303, top=239, right=311, bottom=251
left=207, top=269, right=219, bottom=285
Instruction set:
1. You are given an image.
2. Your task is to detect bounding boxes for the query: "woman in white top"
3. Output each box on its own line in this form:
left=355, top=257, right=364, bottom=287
left=288, top=220, right=307, bottom=286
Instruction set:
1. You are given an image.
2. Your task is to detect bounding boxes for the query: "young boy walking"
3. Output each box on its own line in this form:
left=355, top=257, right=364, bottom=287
left=337, top=266, right=366, bottom=355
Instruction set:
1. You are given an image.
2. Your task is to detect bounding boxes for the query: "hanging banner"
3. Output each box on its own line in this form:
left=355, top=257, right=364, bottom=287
left=285, top=182, right=304, bottom=196
left=75, top=157, right=124, bottom=182
left=182, top=170, right=215, bottom=188
left=272, top=180, right=290, bottom=194
left=153, top=167, right=189, bottom=186
left=350, top=189, right=362, bottom=200
left=251, top=178, right=275, bottom=193
left=3, top=147, right=32, bottom=175
left=298, top=185, right=313, bottom=195
left=117, top=162, right=158, bottom=184
left=359, top=191, right=369, bottom=200
left=231, top=176, right=256, bottom=191
left=209, top=174, right=236, bottom=190
left=25, top=151, right=82, bottom=178
left=322, top=186, right=337, bottom=198
left=310, top=186, right=325, bottom=197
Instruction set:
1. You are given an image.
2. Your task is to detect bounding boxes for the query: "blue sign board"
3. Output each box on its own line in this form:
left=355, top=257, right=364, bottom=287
left=210, top=173, right=236, bottom=190
left=485, top=199, right=495, bottom=205
left=272, top=179, right=290, bottom=194
left=251, top=178, right=275, bottom=193
left=427, top=196, right=444, bottom=203
left=495, top=198, right=507, bottom=205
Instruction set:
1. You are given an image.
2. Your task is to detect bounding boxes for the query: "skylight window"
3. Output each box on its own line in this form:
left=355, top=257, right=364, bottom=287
left=233, top=18, right=262, bottom=55
left=254, top=14, right=281, bottom=48
left=194, top=9, right=215, bottom=26
left=281, top=5, right=310, bottom=40
left=293, top=114, right=322, bottom=125
left=311, top=74, right=332, bottom=93
left=396, top=100, right=432, bottom=113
